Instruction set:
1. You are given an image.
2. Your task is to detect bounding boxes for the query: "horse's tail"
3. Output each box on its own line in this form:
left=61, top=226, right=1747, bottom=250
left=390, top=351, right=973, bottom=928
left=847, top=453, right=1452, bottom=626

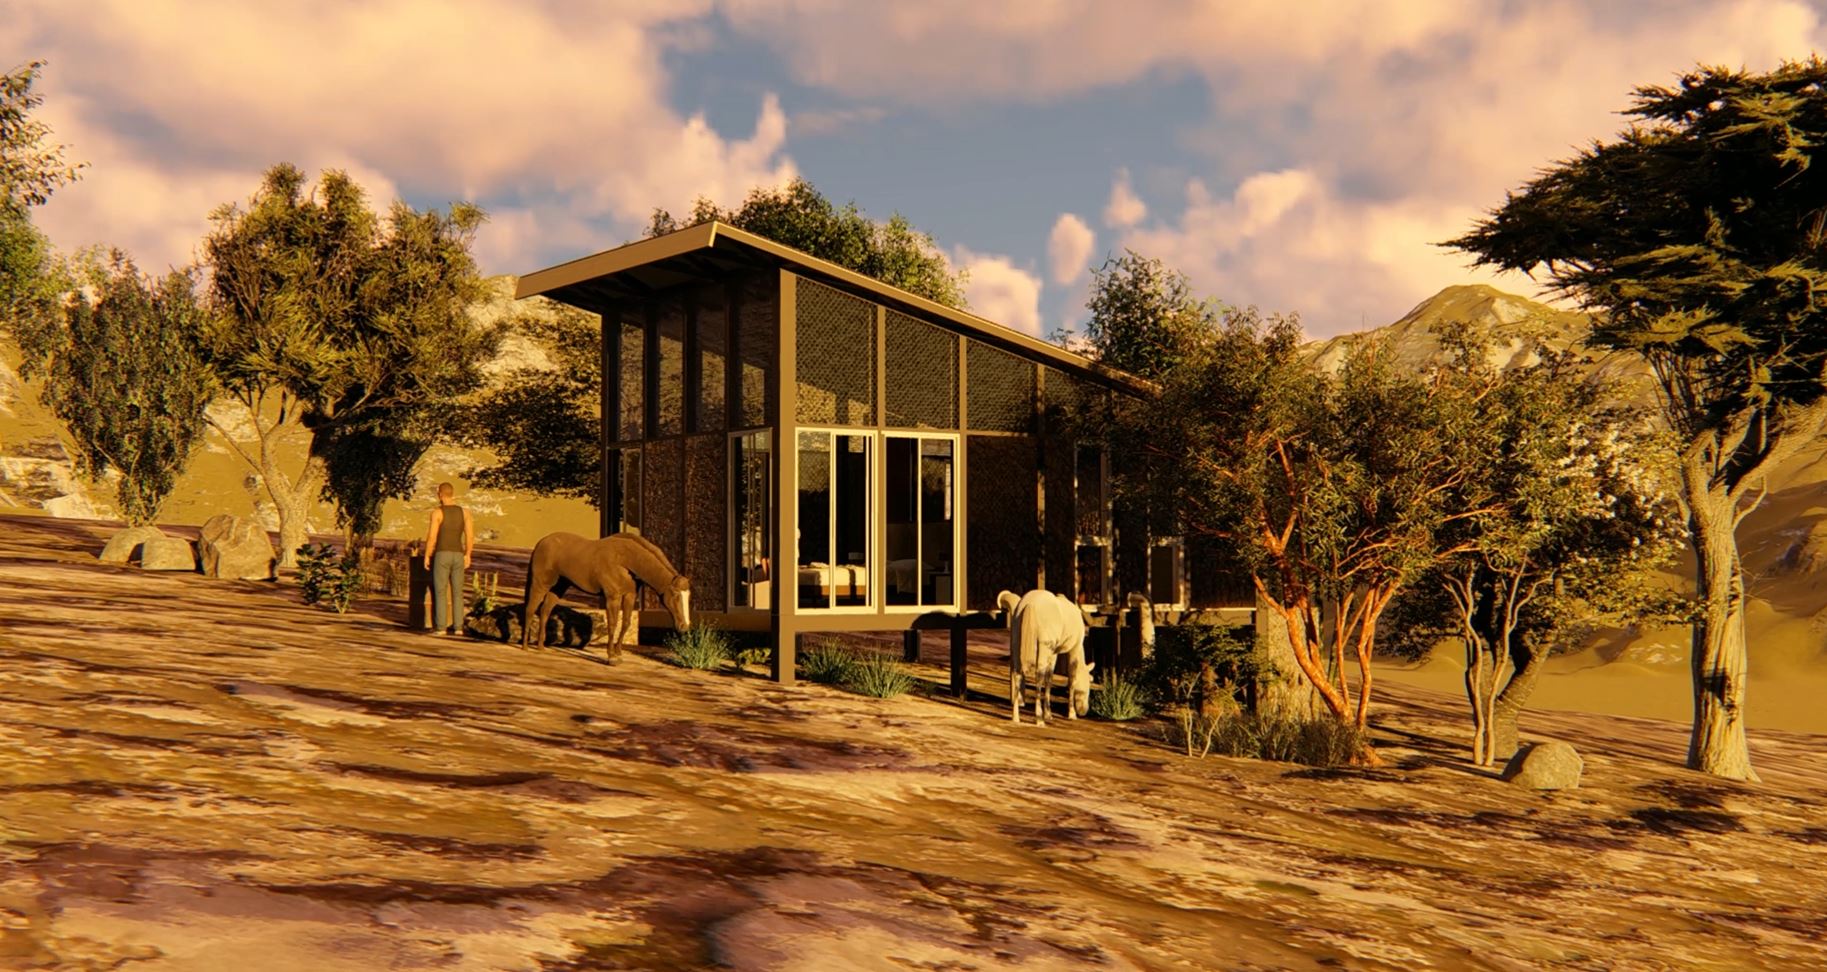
left=996, top=589, right=1020, bottom=621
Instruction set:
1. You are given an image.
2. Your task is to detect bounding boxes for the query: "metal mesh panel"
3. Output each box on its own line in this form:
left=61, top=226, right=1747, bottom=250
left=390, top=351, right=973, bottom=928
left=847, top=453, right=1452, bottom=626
left=885, top=310, right=956, bottom=429
left=966, top=341, right=1033, bottom=432
left=642, top=438, right=684, bottom=609
left=966, top=435, right=1040, bottom=609
left=697, top=286, right=727, bottom=433
left=1043, top=435, right=1076, bottom=599
left=619, top=316, right=644, bottom=440
left=738, top=275, right=775, bottom=428
left=684, top=434, right=726, bottom=612
left=1044, top=367, right=1087, bottom=420
left=795, top=279, right=876, bottom=426
left=657, top=297, right=685, bottom=435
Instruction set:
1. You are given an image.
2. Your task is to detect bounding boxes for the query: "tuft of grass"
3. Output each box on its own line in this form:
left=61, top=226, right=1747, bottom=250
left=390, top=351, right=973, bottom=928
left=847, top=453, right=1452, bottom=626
left=798, top=640, right=860, bottom=685
left=1089, top=674, right=1148, bottom=721
left=663, top=625, right=733, bottom=670
left=841, top=652, right=917, bottom=699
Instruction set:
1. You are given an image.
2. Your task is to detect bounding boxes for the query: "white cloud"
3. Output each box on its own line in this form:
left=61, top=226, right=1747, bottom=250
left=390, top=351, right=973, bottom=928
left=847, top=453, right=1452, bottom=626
left=1046, top=213, right=1094, bottom=285
left=1103, top=168, right=1147, bottom=229
left=953, top=247, right=1043, bottom=337
left=9, top=0, right=794, bottom=275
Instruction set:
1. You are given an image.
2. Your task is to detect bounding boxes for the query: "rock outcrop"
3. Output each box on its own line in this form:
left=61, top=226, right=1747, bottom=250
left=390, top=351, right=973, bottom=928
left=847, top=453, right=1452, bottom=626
left=198, top=514, right=275, bottom=581
left=99, top=526, right=167, bottom=564
left=464, top=603, right=631, bottom=648
left=139, top=537, right=198, bottom=572
left=1501, top=740, right=1583, bottom=789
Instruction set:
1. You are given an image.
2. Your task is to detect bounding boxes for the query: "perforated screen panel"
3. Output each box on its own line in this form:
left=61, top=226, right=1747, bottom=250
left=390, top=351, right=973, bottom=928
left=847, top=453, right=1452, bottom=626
left=697, top=286, right=727, bottom=433
left=1044, top=367, right=1087, bottom=419
left=643, top=438, right=684, bottom=609
left=684, top=434, right=726, bottom=612
left=657, top=298, right=685, bottom=435
left=619, top=316, right=644, bottom=440
left=966, top=341, right=1033, bottom=432
left=737, top=275, right=775, bottom=428
left=966, top=435, right=1040, bottom=609
left=795, top=278, right=876, bottom=426
left=885, top=310, right=957, bottom=429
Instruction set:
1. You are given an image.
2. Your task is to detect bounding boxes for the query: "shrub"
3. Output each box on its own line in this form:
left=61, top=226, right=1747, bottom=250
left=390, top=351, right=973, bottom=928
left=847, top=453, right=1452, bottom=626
left=842, top=652, right=917, bottom=699
left=734, top=646, right=771, bottom=668
left=468, top=570, right=501, bottom=617
left=296, top=542, right=364, bottom=614
left=663, top=624, right=733, bottom=670
left=1162, top=702, right=1365, bottom=767
left=1137, top=622, right=1263, bottom=716
left=1089, top=673, right=1148, bottom=721
left=798, top=640, right=860, bottom=685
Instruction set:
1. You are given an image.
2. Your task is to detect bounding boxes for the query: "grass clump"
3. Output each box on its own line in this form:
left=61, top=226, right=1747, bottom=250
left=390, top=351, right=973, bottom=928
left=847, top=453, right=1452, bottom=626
left=1163, top=701, right=1365, bottom=767
left=663, top=624, right=733, bottom=670
left=1089, top=673, right=1148, bottom=721
left=842, top=653, right=917, bottom=699
left=798, top=639, right=860, bottom=685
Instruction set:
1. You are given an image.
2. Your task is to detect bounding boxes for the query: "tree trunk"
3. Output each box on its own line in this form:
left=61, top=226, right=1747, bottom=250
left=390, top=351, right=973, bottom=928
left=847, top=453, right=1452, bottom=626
left=1687, top=495, right=1758, bottom=782
left=1254, top=588, right=1320, bottom=717
left=1490, top=641, right=1548, bottom=763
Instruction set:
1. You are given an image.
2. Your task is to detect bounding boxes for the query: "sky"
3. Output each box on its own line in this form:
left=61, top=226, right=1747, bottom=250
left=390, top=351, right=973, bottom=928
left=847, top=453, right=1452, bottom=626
left=7, top=1, right=1826, bottom=340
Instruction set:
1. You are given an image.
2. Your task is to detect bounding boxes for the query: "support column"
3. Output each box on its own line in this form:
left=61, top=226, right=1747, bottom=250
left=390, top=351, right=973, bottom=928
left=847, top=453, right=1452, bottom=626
left=951, top=621, right=969, bottom=698
left=600, top=306, right=620, bottom=537
left=903, top=629, right=921, bottom=664
left=770, top=270, right=799, bottom=685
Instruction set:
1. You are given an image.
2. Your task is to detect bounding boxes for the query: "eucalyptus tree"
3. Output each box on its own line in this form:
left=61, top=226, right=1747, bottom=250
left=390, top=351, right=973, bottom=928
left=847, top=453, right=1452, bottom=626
left=1446, top=58, right=1827, bottom=780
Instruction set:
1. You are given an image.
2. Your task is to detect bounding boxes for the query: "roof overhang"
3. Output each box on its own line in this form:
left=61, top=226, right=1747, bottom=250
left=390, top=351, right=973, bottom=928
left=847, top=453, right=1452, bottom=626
left=516, top=221, right=1154, bottom=396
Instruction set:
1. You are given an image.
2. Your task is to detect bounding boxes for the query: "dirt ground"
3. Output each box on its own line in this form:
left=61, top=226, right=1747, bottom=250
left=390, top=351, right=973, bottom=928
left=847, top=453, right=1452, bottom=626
left=1, top=513, right=1824, bottom=971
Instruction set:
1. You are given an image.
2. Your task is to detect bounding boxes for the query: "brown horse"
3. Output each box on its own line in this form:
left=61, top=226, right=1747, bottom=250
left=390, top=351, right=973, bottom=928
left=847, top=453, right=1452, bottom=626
left=521, top=532, right=692, bottom=658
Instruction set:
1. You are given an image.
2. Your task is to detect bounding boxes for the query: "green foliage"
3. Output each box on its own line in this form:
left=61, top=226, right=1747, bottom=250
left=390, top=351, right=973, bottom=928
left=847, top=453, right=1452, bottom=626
left=1075, top=249, right=1219, bottom=381
left=663, top=624, right=733, bottom=670
left=296, top=542, right=364, bottom=614
left=12, top=251, right=212, bottom=525
left=1163, top=698, right=1364, bottom=766
left=1136, top=622, right=1263, bottom=714
left=1, top=60, right=84, bottom=213
left=1088, top=673, right=1148, bottom=721
left=468, top=571, right=500, bottom=616
left=646, top=177, right=969, bottom=309
left=733, top=645, right=772, bottom=668
left=200, top=164, right=502, bottom=550
left=454, top=303, right=602, bottom=506
left=840, top=653, right=918, bottom=699
left=798, top=639, right=861, bottom=685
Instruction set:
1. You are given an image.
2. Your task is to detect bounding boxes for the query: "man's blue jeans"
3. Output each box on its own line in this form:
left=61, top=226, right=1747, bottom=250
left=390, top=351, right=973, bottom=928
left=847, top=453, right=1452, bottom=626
left=431, top=551, right=465, bottom=631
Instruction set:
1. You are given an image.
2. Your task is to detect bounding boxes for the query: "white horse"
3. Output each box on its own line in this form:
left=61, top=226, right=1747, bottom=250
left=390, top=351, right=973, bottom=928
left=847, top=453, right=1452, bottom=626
left=999, top=589, right=1095, bottom=724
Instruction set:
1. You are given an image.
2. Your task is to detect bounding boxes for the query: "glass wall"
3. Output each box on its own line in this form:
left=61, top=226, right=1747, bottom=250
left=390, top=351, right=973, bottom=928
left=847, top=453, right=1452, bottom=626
left=885, top=435, right=955, bottom=607
left=797, top=430, right=872, bottom=609
left=730, top=430, right=771, bottom=609
left=698, top=284, right=727, bottom=433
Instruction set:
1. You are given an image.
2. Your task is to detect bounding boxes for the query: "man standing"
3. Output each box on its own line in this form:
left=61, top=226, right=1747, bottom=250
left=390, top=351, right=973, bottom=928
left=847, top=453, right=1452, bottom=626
left=423, top=482, right=474, bottom=636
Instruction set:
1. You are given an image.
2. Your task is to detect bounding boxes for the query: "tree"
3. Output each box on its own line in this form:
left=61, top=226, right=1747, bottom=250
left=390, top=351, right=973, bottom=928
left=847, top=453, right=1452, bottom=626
left=12, top=250, right=212, bottom=525
left=1076, top=249, right=1218, bottom=381
left=1116, top=310, right=1482, bottom=764
left=1, top=59, right=83, bottom=335
left=1422, top=331, right=1685, bottom=765
left=200, top=164, right=499, bottom=563
left=646, top=177, right=969, bottom=309
left=1445, top=58, right=1827, bottom=781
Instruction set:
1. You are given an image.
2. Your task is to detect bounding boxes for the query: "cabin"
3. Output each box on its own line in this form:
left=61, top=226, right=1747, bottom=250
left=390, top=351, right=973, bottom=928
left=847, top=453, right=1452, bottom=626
left=515, top=221, right=1251, bottom=684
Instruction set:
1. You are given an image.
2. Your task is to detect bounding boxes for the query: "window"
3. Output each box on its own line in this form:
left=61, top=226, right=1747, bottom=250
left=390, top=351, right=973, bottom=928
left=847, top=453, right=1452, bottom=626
left=1149, top=538, right=1186, bottom=609
left=698, top=286, right=727, bottom=432
left=797, top=430, right=872, bottom=609
left=618, top=448, right=642, bottom=535
left=730, top=431, right=771, bottom=609
left=657, top=299, right=685, bottom=435
left=885, top=435, right=956, bottom=608
left=618, top=316, right=644, bottom=440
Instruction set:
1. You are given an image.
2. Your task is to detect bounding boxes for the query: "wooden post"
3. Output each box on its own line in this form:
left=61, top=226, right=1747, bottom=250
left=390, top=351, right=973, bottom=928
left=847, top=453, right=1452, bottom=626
left=770, top=270, right=798, bottom=685
left=903, top=629, right=921, bottom=664
left=601, top=306, right=620, bottom=537
left=950, top=620, right=968, bottom=698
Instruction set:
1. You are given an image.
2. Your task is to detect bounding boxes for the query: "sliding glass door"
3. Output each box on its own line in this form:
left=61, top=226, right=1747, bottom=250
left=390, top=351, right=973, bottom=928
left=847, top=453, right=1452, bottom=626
left=729, top=430, right=771, bottom=609
left=885, top=433, right=956, bottom=609
left=797, top=430, right=873, bottom=609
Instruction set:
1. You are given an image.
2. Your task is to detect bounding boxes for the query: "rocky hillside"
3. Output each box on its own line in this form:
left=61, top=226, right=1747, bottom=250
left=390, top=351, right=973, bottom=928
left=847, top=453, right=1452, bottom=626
left=0, top=276, right=598, bottom=549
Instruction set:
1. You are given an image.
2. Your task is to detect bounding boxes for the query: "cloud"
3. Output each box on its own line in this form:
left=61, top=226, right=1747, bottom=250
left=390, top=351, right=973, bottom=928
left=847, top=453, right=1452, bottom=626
left=953, top=247, right=1043, bottom=337
left=789, top=105, right=889, bottom=137
left=1046, top=213, right=1094, bottom=285
left=9, top=0, right=795, bottom=275
left=1103, top=169, right=1147, bottom=229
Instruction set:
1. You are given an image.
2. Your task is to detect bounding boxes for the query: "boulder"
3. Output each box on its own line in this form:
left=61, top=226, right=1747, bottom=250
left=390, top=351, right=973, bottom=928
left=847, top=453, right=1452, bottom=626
left=462, top=603, right=621, bottom=648
left=1777, top=517, right=1827, bottom=575
left=1501, top=740, right=1583, bottom=790
left=139, top=536, right=198, bottom=571
left=99, top=525, right=166, bottom=564
left=198, top=514, right=275, bottom=581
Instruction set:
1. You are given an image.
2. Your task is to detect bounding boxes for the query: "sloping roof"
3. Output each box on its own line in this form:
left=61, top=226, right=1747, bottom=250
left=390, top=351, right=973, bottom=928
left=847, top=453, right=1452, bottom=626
left=515, top=220, right=1151, bottom=395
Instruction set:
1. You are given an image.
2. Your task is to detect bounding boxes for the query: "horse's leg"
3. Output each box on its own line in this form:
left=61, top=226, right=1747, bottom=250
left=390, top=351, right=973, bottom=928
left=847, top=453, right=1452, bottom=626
left=1009, top=665, right=1023, bottom=724
left=521, top=577, right=550, bottom=650
left=532, top=588, right=565, bottom=650
left=1038, top=650, right=1052, bottom=725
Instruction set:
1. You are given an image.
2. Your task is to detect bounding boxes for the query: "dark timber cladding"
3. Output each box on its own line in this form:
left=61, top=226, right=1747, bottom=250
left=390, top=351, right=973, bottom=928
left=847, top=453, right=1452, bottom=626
left=515, top=220, right=1177, bottom=687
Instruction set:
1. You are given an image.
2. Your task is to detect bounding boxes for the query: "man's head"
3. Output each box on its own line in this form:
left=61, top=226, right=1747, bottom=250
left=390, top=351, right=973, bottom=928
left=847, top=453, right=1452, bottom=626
left=437, top=482, right=454, bottom=502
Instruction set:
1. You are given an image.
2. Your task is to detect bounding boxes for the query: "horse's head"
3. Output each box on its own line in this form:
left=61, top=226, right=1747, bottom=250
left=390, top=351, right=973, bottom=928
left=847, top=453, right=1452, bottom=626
left=1070, top=659, right=1095, bottom=717
left=663, top=575, right=693, bottom=630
